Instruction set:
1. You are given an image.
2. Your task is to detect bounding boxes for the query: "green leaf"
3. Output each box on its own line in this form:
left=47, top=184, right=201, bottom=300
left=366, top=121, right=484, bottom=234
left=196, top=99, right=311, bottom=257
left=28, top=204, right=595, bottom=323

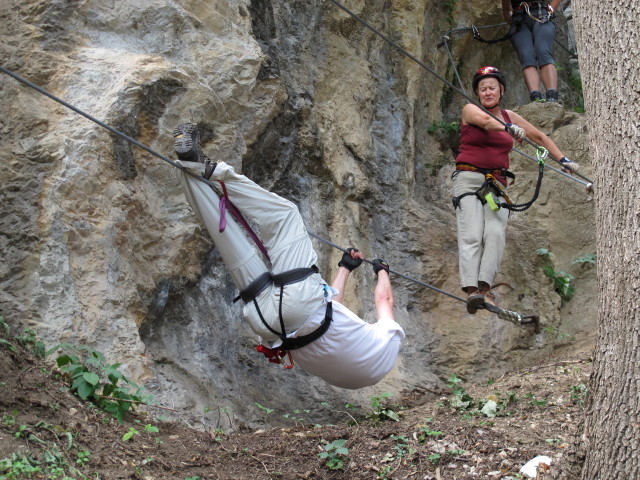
left=82, top=372, right=100, bottom=386
left=542, top=264, right=555, bottom=278
left=75, top=380, right=94, bottom=400
left=102, top=383, right=114, bottom=397
left=56, top=355, right=72, bottom=367
left=382, top=409, right=401, bottom=422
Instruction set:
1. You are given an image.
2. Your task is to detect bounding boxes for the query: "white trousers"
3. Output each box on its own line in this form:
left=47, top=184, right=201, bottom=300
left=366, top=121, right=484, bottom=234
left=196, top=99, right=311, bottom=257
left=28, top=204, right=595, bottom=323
left=453, top=171, right=509, bottom=290
left=179, top=161, right=325, bottom=341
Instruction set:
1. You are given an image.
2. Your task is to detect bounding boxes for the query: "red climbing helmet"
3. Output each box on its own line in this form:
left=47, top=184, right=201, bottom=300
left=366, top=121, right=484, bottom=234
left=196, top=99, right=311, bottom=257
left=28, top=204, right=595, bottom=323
left=472, top=66, right=507, bottom=94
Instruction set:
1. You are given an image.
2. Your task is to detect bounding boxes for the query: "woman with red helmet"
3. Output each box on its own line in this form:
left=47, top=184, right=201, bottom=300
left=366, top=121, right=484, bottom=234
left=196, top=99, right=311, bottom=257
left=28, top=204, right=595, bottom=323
left=452, top=66, right=577, bottom=313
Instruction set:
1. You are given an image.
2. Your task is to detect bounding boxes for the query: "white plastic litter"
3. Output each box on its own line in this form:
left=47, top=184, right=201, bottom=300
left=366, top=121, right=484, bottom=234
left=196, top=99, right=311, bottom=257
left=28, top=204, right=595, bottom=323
left=520, top=455, right=552, bottom=477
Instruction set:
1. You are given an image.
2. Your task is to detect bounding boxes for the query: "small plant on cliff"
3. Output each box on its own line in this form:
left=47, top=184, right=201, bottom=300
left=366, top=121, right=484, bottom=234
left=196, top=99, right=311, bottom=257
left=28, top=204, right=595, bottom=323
left=14, top=328, right=46, bottom=358
left=537, top=248, right=575, bottom=302
left=427, top=120, right=460, bottom=134
left=47, top=343, right=152, bottom=423
left=572, top=252, right=597, bottom=267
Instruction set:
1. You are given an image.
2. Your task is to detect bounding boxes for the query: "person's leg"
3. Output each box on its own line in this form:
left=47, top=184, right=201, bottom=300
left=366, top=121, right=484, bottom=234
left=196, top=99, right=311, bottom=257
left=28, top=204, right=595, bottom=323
left=208, top=162, right=318, bottom=273
left=174, top=124, right=315, bottom=271
left=453, top=172, right=486, bottom=292
left=478, top=199, right=509, bottom=291
left=533, top=21, right=558, bottom=93
left=178, top=161, right=270, bottom=291
left=522, top=67, right=542, bottom=94
left=510, top=25, right=541, bottom=96
left=180, top=161, right=325, bottom=336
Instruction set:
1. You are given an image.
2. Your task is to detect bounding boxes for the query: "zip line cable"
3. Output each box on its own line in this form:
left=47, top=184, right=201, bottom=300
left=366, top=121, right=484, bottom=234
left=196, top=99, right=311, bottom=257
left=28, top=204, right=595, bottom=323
left=308, top=232, right=466, bottom=303
left=325, top=0, right=593, bottom=186
left=438, top=22, right=577, bottom=59
left=513, top=147, right=592, bottom=191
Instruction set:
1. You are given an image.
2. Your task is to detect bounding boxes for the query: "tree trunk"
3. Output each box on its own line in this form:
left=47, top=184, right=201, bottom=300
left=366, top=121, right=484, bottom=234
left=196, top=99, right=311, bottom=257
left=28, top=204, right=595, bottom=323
left=572, top=1, right=640, bottom=478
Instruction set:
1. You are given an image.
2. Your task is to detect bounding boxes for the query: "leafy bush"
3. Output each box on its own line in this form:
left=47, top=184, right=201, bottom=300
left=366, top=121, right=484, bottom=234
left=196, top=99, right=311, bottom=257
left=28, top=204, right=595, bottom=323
left=48, top=344, right=152, bottom=423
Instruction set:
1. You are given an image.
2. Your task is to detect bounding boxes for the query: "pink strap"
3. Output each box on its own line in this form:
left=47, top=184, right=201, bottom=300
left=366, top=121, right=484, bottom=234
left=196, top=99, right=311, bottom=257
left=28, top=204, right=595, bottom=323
left=216, top=180, right=271, bottom=262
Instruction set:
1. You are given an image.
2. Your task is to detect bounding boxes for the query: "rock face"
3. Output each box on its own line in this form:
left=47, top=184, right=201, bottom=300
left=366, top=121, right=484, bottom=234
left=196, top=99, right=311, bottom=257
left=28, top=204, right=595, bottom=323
left=0, top=0, right=594, bottom=428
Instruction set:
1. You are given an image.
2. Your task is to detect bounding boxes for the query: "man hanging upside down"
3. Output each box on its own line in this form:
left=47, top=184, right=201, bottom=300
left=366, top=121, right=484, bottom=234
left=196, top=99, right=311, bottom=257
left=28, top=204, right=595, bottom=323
left=173, top=123, right=405, bottom=389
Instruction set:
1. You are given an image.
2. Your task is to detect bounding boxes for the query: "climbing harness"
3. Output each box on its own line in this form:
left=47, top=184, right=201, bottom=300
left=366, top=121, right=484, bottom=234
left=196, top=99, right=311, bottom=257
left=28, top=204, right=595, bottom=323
left=234, top=266, right=332, bottom=347
left=516, top=2, right=551, bottom=24
left=236, top=270, right=333, bottom=369
left=451, top=171, right=512, bottom=212
left=452, top=147, right=547, bottom=213
left=1, top=63, right=541, bottom=331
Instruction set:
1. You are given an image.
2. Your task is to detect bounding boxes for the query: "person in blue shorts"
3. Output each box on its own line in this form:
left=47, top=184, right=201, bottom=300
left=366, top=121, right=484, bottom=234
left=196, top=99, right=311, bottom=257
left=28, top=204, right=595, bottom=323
left=502, top=0, right=562, bottom=102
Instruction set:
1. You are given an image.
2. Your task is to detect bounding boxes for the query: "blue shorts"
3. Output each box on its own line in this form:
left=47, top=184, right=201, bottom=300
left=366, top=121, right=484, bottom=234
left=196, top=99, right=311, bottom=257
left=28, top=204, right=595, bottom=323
left=509, top=12, right=556, bottom=68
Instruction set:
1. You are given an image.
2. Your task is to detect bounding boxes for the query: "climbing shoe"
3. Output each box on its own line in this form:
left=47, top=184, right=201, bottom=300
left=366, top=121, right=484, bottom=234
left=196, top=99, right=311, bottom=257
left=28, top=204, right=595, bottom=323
left=466, top=292, right=485, bottom=315
left=529, top=90, right=544, bottom=102
left=546, top=89, right=559, bottom=103
left=173, top=123, right=209, bottom=164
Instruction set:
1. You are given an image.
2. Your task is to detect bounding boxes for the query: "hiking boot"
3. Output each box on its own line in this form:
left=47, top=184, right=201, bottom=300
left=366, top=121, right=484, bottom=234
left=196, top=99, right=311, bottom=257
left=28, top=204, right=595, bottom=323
left=466, top=292, right=485, bottom=315
left=173, top=123, right=209, bottom=164
left=529, top=90, right=544, bottom=102
left=546, top=89, right=559, bottom=102
left=483, top=291, right=498, bottom=308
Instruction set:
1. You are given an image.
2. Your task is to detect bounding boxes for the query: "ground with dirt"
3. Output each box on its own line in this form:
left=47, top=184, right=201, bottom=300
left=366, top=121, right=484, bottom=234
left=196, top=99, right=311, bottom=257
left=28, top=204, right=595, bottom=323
left=0, top=322, right=591, bottom=480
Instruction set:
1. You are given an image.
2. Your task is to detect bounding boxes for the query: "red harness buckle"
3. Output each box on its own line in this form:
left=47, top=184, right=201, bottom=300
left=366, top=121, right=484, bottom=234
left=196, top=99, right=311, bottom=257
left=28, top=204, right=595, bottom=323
left=256, top=344, right=294, bottom=369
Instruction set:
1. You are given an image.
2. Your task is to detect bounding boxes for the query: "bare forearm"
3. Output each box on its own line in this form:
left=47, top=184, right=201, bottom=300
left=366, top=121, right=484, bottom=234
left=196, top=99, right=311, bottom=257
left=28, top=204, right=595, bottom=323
left=330, top=266, right=351, bottom=304
left=374, top=271, right=394, bottom=319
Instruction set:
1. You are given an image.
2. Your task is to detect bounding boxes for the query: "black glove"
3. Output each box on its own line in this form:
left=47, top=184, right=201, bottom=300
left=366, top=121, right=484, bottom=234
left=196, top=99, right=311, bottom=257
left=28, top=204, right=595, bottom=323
left=372, top=259, right=390, bottom=276
left=338, top=247, right=363, bottom=272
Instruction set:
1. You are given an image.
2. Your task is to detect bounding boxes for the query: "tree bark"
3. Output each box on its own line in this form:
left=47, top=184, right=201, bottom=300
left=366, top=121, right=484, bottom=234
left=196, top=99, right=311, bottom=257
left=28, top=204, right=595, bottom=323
left=572, top=1, right=640, bottom=478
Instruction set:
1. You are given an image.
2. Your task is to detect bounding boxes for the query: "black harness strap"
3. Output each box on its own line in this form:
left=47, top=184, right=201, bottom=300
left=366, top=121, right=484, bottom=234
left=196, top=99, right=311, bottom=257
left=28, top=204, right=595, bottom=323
left=234, top=265, right=319, bottom=303
left=472, top=24, right=513, bottom=44
left=234, top=265, right=330, bottom=349
left=280, top=302, right=333, bottom=351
